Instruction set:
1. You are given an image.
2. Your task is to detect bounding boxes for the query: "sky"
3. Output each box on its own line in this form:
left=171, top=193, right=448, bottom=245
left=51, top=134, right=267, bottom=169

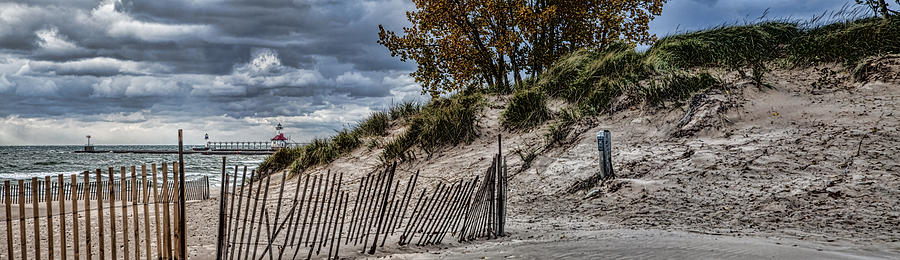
left=0, top=0, right=882, bottom=145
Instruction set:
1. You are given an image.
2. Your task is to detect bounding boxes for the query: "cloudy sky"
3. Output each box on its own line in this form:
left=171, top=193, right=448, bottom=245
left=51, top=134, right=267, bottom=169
left=0, top=0, right=878, bottom=145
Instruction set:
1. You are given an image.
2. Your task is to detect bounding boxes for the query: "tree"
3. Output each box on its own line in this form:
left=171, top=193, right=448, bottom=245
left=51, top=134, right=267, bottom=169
left=856, top=0, right=899, bottom=19
left=379, top=0, right=666, bottom=97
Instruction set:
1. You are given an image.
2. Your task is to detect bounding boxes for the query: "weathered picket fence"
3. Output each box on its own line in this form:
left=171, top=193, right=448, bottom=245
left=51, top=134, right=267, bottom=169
left=1, top=162, right=202, bottom=260
left=0, top=174, right=210, bottom=204
left=215, top=142, right=508, bottom=259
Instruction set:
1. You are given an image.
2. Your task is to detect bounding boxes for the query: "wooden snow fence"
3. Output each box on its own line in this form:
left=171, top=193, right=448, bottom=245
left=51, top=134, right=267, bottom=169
left=0, top=162, right=208, bottom=260
left=216, top=140, right=508, bottom=260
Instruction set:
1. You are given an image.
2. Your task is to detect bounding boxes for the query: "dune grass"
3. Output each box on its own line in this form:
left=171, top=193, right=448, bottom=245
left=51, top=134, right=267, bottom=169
left=380, top=93, right=483, bottom=161
left=790, top=16, right=900, bottom=65
left=501, top=88, right=552, bottom=129
left=257, top=102, right=418, bottom=175
left=647, top=22, right=800, bottom=69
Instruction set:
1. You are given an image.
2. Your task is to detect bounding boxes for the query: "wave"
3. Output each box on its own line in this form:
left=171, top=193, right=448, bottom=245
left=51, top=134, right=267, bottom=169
left=32, top=161, right=67, bottom=166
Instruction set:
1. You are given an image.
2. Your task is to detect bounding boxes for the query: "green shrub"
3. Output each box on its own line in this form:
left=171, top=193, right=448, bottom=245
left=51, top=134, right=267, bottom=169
left=501, top=88, right=552, bottom=129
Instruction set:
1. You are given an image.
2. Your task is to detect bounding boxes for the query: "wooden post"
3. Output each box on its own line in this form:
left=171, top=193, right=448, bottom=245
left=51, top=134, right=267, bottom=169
left=242, top=170, right=263, bottom=260
left=250, top=172, right=271, bottom=259
left=379, top=176, right=401, bottom=248
left=460, top=176, right=485, bottom=242
left=236, top=170, right=256, bottom=260
left=57, top=174, right=68, bottom=260
left=418, top=182, right=455, bottom=245
left=409, top=184, right=442, bottom=245
left=347, top=176, right=364, bottom=246
left=31, top=178, right=42, bottom=259
left=441, top=179, right=473, bottom=244
left=335, top=193, right=349, bottom=259
left=290, top=174, right=314, bottom=260
left=306, top=174, right=327, bottom=247
left=19, top=180, right=26, bottom=260
left=399, top=189, right=427, bottom=245
left=370, top=163, right=396, bottom=254
left=43, top=176, right=55, bottom=260
left=162, top=163, right=172, bottom=259
left=171, top=163, right=179, bottom=257
left=312, top=170, right=331, bottom=254
left=177, top=129, right=187, bottom=260
left=215, top=157, right=228, bottom=260
left=131, top=166, right=141, bottom=259
left=327, top=192, right=344, bottom=259
left=122, top=166, right=134, bottom=260
left=443, top=178, right=477, bottom=244
left=225, top=166, right=239, bottom=260
left=151, top=163, right=162, bottom=259
left=262, top=171, right=288, bottom=259
left=3, top=180, right=12, bottom=260
left=381, top=174, right=403, bottom=247
left=323, top=171, right=344, bottom=254
left=351, top=175, right=372, bottom=245
left=500, top=157, right=507, bottom=236
left=94, top=170, right=106, bottom=260
left=426, top=182, right=462, bottom=245
left=317, top=171, right=336, bottom=255
left=229, top=167, right=248, bottom=260
left=360, top=169, right=386, bottom=251
left=70, top=175, right=81, bottom=260
left=141, top=165, right=151, bottom=260
left=81, top=172, right=92, bottom=260
left=277, top=170, right=305, bottom=259
left=390, top=170, right=418, bottom=236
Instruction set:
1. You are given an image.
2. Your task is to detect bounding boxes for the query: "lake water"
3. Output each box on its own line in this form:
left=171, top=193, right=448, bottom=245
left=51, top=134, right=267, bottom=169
left=0, top=145, right=266, bottom=185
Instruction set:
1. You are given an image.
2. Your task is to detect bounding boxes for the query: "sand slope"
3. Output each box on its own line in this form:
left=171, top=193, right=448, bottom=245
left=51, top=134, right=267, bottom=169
left=170, top=60, right=900, bottom=259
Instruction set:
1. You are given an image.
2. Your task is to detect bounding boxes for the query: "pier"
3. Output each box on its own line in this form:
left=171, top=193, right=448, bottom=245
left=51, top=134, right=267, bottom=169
left=74, top=149, right=276, bottom=155
left=206, top=141, right=273, bottom=151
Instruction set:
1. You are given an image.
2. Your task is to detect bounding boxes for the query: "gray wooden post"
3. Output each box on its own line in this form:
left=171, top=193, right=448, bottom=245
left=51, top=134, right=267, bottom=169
left=597, top=130, right=615, bottom=180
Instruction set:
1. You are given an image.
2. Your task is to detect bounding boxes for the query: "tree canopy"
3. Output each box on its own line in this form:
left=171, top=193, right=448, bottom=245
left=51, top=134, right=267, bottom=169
left=379, top=0, right=666, bottom=97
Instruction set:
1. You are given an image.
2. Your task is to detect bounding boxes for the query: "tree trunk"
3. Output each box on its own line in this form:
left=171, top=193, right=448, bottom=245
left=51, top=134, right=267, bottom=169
left=511, top=45, right=522, bottom=88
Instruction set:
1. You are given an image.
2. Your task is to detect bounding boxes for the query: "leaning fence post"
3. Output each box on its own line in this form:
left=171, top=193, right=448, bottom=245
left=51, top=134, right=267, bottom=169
left=216, top=157, right=228, bottom=259
left=229, top=166, right=248, bottom=260
left=399, top=188, right=427, bottom=245
left=237, top=169, right=256, bottom=260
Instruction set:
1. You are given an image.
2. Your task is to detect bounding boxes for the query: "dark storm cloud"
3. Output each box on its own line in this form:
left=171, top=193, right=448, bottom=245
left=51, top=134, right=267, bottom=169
left=0, top=0, right=418, bottom=129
